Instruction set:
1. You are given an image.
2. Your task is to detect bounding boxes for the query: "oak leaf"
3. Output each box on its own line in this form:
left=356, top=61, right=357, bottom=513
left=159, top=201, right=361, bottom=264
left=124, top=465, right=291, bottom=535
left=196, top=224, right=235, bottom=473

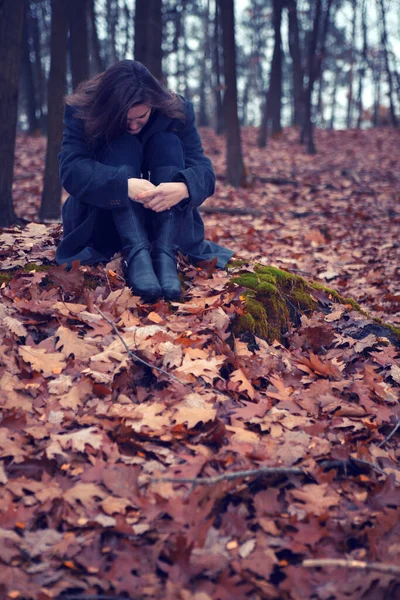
left=19, top=346, right=66, bottom=377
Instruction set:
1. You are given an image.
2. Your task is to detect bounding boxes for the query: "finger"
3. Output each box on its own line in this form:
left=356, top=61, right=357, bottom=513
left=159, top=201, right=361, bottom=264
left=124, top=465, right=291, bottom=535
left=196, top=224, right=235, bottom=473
left=136, top=189, right=154, bottom=200
left=146, top=196, right=165, bottom=209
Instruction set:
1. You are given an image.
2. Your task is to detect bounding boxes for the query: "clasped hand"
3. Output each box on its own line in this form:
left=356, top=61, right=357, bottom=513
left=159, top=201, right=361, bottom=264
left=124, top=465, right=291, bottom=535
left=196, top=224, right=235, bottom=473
left=127, top=178, right=189, bottom=213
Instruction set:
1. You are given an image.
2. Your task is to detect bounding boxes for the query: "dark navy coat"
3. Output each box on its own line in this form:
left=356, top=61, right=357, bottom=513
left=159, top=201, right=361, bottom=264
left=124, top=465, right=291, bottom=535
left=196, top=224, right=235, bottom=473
left=55, top=98, right=234, bottom=268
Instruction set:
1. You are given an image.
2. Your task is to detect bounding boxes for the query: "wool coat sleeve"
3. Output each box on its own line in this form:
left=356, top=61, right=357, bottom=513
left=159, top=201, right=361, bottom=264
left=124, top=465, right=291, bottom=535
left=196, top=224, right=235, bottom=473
left=173, top=101, right=216, bottom=209
left=58, top=105, right=130, bottom=209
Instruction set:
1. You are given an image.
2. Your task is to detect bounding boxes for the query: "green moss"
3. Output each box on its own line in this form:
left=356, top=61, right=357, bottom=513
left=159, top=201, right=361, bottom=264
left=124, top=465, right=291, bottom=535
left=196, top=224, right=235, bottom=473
left=230, top=263, right=400, bottom=344
left=310, top=282, right=368, bottom=316
left=0, top=272, right=12, bottom=285
left=231, top=265, right=340, bottom=343
left=23, top=263, right=53, bottom=273
left=227, top=258, right=247, bottom=269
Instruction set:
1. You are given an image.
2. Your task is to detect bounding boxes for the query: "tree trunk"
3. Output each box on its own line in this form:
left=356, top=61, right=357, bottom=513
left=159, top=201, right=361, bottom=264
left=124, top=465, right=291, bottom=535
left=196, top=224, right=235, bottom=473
left=302, top=0, right=322, bottom=153
left=134, top=0, right=162, bottom=80
left=30, top=2, right=46, bottom=131
left=21, top=0, right=39, bottom=134
left=218, top=0, right=244, bottom=187
left=269, top=0, right=284, bottom=135
left=88, top=0, right=104, bottom=74
left=356, top=0, right=367, bottom=128
left=378, top=0, right=398, bottom=127
left=0, top=0, right=24, bottom=226
left=212, top=0, right=224, bottom=135
left=287, top=0, right=305, bottom=128
left=303, top=0, right=333, bottom=153
left=257, top=89, right=269, bottom=147
left=69, top=0, right=89, bottom=89
left=329, top=64, right=340, bottom=129
left=106, top=0, right=118, bottom=65
left=40, top=0, right=68, bottom=221
left=373, top=62, right=382, bottom=126
left=198, top=0, right=210, bottom=127
left=346, top=0, right=357, bottom=129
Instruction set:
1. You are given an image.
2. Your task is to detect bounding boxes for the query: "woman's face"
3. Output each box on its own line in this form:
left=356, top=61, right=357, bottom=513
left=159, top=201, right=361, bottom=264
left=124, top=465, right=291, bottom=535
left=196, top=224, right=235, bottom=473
left=126, top=104, right=152, bottom=134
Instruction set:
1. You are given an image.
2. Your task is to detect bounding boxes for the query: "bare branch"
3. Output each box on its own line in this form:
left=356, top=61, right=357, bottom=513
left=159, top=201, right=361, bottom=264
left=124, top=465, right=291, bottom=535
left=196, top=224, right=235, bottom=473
left=378, top=418, right=400, bottom=447
left=149, top=465, right=304, bottom=486
left=303, top=558, right=400, bottom=577
left=94, top=305, right=193, bottom=389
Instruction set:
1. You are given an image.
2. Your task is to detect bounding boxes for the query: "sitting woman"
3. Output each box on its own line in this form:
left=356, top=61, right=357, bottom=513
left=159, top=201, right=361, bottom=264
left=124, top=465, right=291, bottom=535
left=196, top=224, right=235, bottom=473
left=56, top=59, right=233, bottom=301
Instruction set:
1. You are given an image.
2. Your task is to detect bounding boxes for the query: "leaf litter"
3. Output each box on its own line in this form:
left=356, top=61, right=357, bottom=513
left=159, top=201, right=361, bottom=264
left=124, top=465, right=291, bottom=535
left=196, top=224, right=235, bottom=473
left=0, top=127, right=398, bottom=599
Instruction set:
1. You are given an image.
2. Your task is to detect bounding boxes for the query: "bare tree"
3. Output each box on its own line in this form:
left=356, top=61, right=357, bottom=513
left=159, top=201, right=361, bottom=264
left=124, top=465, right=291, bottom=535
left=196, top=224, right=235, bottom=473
left=134, top=0, right=162, bottom=80
left=356, top=0, right=368, bottom=128
left=21, top=0, right=40, bottom=134
left=377, top=0, right=398, bottom=127
left=287, top=0, right=305, bottom=128
left=0, top=0, right=25, bottom=226
left=346, top=0, right=357, bottom=128
left=302, top=0, right=333, bottom=153
left=218, top=0, right=245, bottom=186
left=212, top=0, right=224, bottom=134
left=69, top=0, right=89, bottom=89
left=88, top=0, right=104, bottom=74
left=269, top=0, right=284, bottom=135
left=40, top=0, right=69, bottom=221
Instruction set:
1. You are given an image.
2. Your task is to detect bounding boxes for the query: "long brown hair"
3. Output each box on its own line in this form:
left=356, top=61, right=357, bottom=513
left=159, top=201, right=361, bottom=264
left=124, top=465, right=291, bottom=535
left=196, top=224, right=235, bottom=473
left=66, top=60, right=187, bottom=143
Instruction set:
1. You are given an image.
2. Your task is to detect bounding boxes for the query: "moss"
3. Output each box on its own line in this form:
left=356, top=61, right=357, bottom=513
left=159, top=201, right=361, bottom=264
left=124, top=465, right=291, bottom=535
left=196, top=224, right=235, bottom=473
left=0, top=272, right=12, bottom=285
left=227, top=258, right=247, bottom=269
left=310, top=282, right=368, bottom=316
left=230, top=263, right=400, bottom=344
left=23, top=263, right=53, bottom=273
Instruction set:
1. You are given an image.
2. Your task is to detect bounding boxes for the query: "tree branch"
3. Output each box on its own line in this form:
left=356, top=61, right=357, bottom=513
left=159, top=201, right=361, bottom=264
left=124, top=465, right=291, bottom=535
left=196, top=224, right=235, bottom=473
left=149, top=465, right=304, bottom=486
left=378, top=418, right=400, bottom=447
left=94, top=305, right=193, bottom=390
left=303, top=558, right=400, bottom=577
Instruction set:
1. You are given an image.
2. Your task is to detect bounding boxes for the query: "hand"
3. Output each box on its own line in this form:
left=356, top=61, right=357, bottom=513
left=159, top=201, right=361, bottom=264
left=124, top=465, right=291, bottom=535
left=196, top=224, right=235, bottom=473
left=135, top=182, right=189, bottom=213
left=127, top=178, right=156, bottom=201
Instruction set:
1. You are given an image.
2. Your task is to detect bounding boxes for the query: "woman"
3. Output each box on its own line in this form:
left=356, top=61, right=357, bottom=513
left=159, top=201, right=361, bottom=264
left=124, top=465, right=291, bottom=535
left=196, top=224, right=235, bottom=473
left=56, top=59, right=233, bottom=301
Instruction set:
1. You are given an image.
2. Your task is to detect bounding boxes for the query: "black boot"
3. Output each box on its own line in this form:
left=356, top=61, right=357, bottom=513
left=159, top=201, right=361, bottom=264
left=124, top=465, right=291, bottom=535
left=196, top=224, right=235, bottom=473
left=151, top=209, right=183, bottom=301
left=112, top=203, right=162, bottom=301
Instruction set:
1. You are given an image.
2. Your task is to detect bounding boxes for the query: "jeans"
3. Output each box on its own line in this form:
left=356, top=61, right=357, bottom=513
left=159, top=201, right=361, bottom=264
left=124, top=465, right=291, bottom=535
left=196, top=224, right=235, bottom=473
left=92, top=132, right=186, bottom=255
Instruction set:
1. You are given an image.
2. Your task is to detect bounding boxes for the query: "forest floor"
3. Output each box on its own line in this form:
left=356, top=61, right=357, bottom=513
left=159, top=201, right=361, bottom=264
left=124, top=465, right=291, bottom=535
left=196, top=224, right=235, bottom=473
left=0, top=127, right=399, bottom=599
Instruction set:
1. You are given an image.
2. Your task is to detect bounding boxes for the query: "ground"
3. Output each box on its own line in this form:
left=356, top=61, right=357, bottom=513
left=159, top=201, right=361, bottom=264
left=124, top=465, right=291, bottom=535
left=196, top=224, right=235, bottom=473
left=0, top=126, right=398, bottom=599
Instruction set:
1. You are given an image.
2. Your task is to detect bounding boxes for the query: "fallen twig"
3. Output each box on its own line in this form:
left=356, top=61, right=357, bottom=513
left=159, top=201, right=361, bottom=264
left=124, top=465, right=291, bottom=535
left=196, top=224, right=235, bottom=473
left=94, top=305, right=193, bottom=389
left=320, top=458, right=389, bottom=478
left=149, top=466, right=304, bottom=486
left=199, top=206, right=262, bottom=216
left=378, top=418, right=400, bottom=447
left=302, top=558, right=400, bottom=577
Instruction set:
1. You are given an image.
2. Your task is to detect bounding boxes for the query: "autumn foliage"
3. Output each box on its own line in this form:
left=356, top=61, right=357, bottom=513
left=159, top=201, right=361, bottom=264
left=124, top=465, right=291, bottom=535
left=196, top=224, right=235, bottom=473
left=0, top=126, right=399, bottom=599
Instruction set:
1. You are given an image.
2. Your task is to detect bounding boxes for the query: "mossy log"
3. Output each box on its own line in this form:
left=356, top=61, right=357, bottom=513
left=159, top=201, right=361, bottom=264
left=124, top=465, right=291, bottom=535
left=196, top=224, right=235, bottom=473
left=228, top=262, right=400, bottom=345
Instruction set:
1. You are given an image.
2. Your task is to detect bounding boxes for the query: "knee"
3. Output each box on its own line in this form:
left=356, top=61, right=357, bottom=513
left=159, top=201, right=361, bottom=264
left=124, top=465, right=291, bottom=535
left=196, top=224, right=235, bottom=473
left=98, top=133, right=143, bottom=169
left=144, top=132, right=184, bottom=164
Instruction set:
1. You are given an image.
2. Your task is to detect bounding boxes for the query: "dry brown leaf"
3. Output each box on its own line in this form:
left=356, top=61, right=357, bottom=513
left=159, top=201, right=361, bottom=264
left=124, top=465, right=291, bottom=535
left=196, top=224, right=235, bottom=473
left=19, top=346, right=66, bottom=377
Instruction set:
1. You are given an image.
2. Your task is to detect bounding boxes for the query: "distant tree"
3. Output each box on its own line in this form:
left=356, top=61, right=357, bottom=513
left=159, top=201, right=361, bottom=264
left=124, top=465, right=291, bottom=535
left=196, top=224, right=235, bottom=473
left=40, top=0, right=69, bottom=221
left=268, top=0, right=284, bottom=135
left=356, top=0, right=368, bottom=128
left=212, top=0, right=225, bottom=134
left=69, top=0, right=89, bottom=88
left=287, top=0, right=305, bottom=127
left=198, top=0, right=211, bottom=127
left=21, top=0, right=39, bottom=134
left=88, top=0, right=104, bottom=74
left=346, top=0, right=357, bottom=128
left=134, top=0, right=162, bottom=79
left=218, top=0, right=245, bottom=186
left=0, top=0, right=25, bottom=226
left=302, top=0, right=333, bottom=153
left=377, top=0, right=398, bottom=127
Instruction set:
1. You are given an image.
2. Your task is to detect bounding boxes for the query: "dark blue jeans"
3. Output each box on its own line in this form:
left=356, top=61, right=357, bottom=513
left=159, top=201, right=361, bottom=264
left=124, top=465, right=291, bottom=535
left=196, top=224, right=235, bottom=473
left=92, top=132, right=186, bottom=256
